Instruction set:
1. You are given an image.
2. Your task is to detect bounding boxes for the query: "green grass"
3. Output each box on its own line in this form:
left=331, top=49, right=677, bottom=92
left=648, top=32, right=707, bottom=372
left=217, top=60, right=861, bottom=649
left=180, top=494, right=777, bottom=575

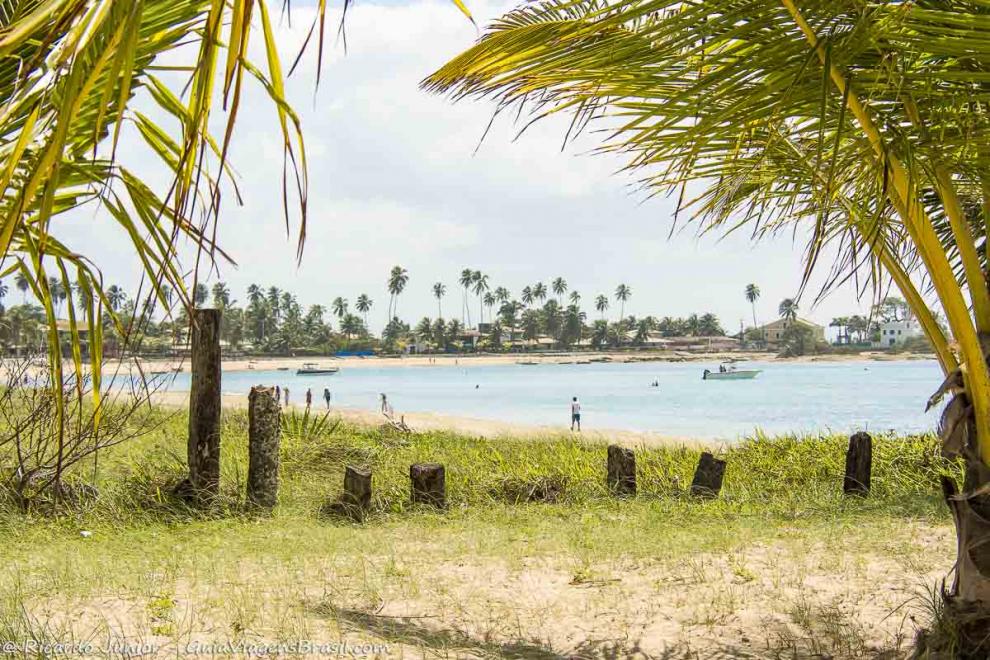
left=0, top=408, right=958, bottom=657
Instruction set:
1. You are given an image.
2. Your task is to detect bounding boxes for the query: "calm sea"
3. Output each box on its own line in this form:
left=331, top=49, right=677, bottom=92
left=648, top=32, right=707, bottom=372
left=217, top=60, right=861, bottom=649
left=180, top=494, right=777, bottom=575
left=158, top=359, right=943, bottom=440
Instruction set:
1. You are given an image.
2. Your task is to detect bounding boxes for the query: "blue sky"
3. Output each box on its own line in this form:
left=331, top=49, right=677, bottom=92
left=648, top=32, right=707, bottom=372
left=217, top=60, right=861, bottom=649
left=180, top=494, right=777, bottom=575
left=57, top=0, right=876, bottom=333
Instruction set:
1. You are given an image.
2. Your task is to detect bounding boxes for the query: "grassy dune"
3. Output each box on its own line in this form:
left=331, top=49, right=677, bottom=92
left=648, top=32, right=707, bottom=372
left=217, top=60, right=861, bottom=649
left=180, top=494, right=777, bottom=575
left=0, top=409, right=958, bottom=658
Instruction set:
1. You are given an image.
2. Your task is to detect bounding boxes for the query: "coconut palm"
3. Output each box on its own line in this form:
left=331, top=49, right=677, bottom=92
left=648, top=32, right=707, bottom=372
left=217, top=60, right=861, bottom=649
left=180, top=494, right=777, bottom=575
left=614, top=284, right=631, bottom=320
left=483, top=291, right=496, bottom=322
left=106, top=286, right=127, bottom=312
left=14, top=273, right=29, bottom=304
left=432, top=282, right=447, bottom=319
left=356, top=294, right=373, bottom=329
left=212, top=282, right=231, bottom=309
left=532, top=282, right=547, bottom=304
left=472, top=271, right=489, bottom=325
left=494, top=287, right=511, bottom=304
left=745, top=284, right=761, bottom=329
left=594, top=294, right=609, bottom=321
left=332, top=297, right=349, bottom=320
left=46, top=277, right=66, bottom=316
left=193, top=284, right=209, bottom=308
left=551, top=277, right=568, bottom=303
left=459, top=269, right=474, bottom=326
left=521, top=286, right=534, bottom=307
left=778, top=299, right=799, bottom=322
left=569, top=290, right=581, bottom=306
left=427, top=2, right=990, bottom=630
left=247, top=284, right=264, bottom=306
left=387, top=266, right=409, bottom=321
left=0, top=0, right=331, bottom=421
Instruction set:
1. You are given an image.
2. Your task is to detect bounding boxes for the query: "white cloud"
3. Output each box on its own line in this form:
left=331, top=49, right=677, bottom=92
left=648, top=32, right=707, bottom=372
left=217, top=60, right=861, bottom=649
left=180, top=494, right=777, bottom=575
left=54, top=0, right=878, bottom=332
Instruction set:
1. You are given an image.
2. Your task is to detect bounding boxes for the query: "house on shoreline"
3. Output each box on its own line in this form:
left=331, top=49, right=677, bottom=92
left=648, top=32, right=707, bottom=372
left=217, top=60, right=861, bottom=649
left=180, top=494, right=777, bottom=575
left=872, top=318, right=922, bottom=348
left=758, top=318, right=825, bottom=350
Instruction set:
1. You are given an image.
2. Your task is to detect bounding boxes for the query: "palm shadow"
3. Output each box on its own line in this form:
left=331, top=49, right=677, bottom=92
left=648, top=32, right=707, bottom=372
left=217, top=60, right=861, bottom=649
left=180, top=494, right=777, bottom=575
left=311, top=604, right=761, bottom=659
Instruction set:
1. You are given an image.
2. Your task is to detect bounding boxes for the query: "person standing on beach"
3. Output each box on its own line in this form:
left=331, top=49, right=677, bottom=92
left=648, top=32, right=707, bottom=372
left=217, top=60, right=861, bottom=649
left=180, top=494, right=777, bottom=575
left=305, top=388, right=312, bottom=411
left=380, top=393, right=388, bottom=413
left=284, top=387, right=290, bottom=406
left=275, top=385, right=281, bottom=403
left=323, top=388, right=332, bottom=409
left=570, top=396, right=581, bottom=431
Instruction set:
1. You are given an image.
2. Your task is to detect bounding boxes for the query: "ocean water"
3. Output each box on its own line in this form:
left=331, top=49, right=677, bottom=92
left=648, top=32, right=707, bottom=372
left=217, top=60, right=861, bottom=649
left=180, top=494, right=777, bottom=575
left=161, top=359, right=944, bottom=440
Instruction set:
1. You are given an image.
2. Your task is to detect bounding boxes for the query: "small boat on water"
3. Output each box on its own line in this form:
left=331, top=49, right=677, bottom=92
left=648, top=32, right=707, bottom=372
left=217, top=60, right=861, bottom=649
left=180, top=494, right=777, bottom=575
left=703, top=365, right=761, bottom=380
left=296, top=362, right=340, bottom=376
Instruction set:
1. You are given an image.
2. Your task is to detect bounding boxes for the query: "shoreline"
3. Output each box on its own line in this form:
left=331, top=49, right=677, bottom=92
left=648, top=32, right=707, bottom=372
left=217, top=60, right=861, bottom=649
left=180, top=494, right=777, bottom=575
left=151, top=390, right=715, bottom=449
left=128, top=349, right=935, bottom=375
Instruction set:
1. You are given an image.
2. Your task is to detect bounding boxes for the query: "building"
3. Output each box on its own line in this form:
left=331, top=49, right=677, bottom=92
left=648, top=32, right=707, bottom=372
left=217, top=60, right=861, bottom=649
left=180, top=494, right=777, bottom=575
left=873, top=319, right=922, bottom=348
left=759, top=318, right=825, bottom=350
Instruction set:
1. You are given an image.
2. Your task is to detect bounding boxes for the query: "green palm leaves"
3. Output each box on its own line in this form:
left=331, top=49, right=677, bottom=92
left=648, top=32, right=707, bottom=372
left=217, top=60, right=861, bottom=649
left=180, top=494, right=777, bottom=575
left=425, top=0, right=990, bottom=457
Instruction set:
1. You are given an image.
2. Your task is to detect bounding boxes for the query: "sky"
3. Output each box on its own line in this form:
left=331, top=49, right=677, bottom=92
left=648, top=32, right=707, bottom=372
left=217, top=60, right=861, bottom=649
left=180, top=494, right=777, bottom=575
left=53, top=0, right=877, bottom=335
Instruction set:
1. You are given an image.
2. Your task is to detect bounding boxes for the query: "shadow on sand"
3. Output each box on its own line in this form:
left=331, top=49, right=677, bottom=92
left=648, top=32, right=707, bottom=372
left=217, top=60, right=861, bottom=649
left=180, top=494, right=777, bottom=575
left=313, top=605, right=774, bottom=659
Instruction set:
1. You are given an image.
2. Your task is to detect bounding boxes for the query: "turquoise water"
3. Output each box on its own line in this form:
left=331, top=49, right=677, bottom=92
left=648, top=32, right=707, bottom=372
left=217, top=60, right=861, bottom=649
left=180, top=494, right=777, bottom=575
left=162, top=359, right=943, bottom=440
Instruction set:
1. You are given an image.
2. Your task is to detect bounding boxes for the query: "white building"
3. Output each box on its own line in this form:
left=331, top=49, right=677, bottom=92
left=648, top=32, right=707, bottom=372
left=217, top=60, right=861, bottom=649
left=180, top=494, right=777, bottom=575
left=874, top=319, right=922, bottom=348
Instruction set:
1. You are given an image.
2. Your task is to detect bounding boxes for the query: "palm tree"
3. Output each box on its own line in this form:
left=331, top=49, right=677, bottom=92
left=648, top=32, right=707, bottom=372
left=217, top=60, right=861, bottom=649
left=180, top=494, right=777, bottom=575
left=532, top=282, right=547, bottom=305
left=106, top=285, right=127, bottom=312
left=551, top=277, right=568, bottom=303
left=745, top=284, right=761, bottom=329
left=459, top=269, right=474, bottom=326
left=0, top=1, right=326, bottom=414
left=569, top=290, right=581, bottom=306
left=356, top=294, right=373, bottom=329
left=247, top=284, right=264, bottom=306
left=267, top=287, right=282, bottom=322
left=483, top=291, right=496, bottom=322
left=193, top=284, right=209, bottom=308
left=14, top=273, right=29, bottom=304
left=614, top=284, right=631, bottom=320
left=387, top=266, right=409, bottom=321
left=521, top=286, right=534, bottom=308
left=429, top=7, right=990, bottom=625
left=778, top=298, right=799, bottom=322
left=433, top=282, right=447, bottom=319
left=594, top=294, right=609, bottom=321
left=472, top=271, right=489, bottom=326
left=212, top=282, right=231, bottom=308
left=332, top=297, right=348, bottom=319
left=494, top=287, right=510, bottom=305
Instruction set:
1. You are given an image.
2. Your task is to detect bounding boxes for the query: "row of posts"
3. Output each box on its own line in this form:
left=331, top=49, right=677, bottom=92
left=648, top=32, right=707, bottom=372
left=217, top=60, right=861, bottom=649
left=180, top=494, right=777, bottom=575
left=178, top=309, right=875, bottom=511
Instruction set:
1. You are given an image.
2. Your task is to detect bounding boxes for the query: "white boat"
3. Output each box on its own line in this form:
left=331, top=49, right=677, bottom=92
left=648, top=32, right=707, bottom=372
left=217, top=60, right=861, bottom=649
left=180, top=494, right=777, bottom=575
left=703, top=366, right=761, bottom=380
left=296, top=362, right=340, bottom=375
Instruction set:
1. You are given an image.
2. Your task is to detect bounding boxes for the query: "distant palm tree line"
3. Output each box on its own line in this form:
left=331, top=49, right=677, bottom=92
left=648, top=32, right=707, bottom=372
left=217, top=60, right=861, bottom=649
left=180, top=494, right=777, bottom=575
left=0, top=268, right=734, bottom=354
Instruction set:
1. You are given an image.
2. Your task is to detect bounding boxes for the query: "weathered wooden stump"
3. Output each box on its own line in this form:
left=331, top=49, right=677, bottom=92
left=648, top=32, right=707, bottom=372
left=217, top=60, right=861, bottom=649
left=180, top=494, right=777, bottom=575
left=323, top=466, right=373, bottom=521
left=186, top=308, right=222, bottom=504
left=410, top=463, right=445, bottom=508
left=843, top=431, right=872, bottom=496
left=690, top=451, right=726, bottom=498
left=607, top=444, right=636, bottom=496
left=247, top=385, right=281, bottom=509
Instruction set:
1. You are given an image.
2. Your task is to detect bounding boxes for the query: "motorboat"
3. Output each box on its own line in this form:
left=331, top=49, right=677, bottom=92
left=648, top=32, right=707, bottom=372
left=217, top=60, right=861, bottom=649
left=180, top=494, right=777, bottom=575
left=296, top=362, right=340, bottom=375
left=703, top=365, right=761, bottom=380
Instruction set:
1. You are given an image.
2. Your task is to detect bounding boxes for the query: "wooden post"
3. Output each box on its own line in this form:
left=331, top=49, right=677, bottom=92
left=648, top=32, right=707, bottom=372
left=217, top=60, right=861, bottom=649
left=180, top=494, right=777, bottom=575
left=690, top=451, right=726, bottom=498
left=607, top=445, right=636, bottom=496
left=186, top=308, right=222, bottom=503
left=331, top=466, right=373, bottom=521
left=247, top=385, right=281, bottom=509
left=843, top=431, right=872, bottom=496
left=410, top=463, right=445, bottom=508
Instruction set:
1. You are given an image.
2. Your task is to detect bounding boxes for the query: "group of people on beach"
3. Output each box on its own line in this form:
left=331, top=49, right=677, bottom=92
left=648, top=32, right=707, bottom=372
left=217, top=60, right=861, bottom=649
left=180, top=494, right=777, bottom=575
left=274, top=385, right=333, bottom=411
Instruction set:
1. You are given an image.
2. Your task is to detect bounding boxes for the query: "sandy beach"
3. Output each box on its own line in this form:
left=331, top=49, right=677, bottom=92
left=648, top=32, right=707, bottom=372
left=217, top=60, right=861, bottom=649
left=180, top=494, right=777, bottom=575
left=130, top=348, right=934, bottom=376
left=152, top=389, right=713, bottom=449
